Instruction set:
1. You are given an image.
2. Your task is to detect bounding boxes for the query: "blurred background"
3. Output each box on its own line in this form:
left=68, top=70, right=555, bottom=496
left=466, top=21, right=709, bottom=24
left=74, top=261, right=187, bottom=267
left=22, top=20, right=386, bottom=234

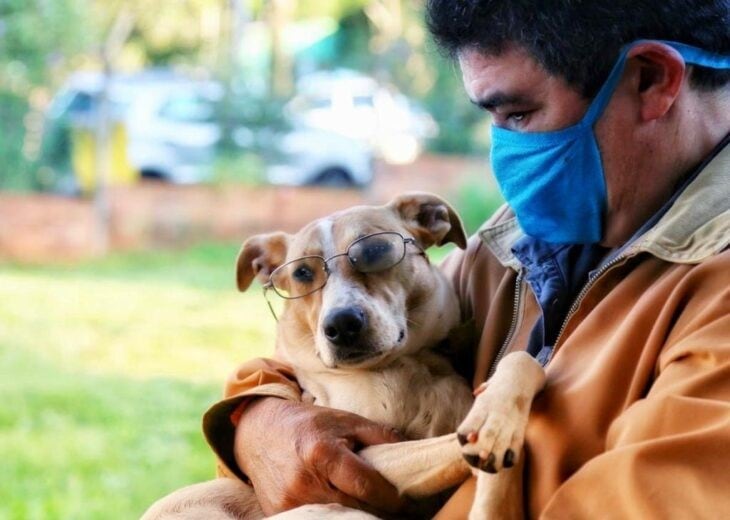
left=0, top=1, right=503, bottom=518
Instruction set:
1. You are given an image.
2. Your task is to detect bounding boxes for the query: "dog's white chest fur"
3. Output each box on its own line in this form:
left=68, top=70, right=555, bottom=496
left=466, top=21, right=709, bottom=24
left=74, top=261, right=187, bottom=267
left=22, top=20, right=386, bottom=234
left=295, top=352, right=473, bottom=440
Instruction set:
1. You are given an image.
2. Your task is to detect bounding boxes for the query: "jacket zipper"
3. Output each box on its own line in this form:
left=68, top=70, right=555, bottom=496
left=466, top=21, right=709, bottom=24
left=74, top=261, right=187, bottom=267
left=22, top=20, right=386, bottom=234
left=546, top=254, right=632, bottom=365
left=488, top=269, right=524, bottom=378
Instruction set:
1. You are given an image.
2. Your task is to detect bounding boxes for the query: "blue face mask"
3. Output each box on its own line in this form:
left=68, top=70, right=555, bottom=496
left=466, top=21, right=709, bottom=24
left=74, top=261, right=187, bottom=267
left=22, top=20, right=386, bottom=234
left=490, top=40, right=730, bottom=244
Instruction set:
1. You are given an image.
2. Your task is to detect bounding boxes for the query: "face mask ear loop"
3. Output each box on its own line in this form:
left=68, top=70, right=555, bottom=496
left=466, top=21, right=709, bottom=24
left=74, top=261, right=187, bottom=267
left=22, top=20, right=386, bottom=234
left=661, top=40, right=730, bottom=68
left=582, top=46, right=635, bottom=127
left=584, top=39, right=730, bottom=127
left=263, top=284, right=279, bottom=322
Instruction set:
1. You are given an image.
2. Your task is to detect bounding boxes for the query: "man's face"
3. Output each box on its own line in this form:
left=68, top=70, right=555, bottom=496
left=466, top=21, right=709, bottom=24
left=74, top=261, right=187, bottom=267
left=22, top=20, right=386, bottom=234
left=459, top=46, right=648, bottom=246
left=459, top=46, right=589, bottom=132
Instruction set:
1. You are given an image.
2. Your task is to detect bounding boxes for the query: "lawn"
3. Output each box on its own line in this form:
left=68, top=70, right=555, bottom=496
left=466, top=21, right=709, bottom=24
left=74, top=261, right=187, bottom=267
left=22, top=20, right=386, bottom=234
left=0, top=243, right=276, bottom=519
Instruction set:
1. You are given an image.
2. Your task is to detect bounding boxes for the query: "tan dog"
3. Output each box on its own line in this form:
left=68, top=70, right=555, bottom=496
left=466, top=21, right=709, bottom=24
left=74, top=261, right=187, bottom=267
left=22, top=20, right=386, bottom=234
left=142, top=193, right=545, bottom=520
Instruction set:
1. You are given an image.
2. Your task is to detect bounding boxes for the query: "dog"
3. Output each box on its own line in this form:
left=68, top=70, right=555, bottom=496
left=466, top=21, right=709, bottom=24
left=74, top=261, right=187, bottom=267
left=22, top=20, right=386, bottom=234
left=142, top=192, right=545, bottom=520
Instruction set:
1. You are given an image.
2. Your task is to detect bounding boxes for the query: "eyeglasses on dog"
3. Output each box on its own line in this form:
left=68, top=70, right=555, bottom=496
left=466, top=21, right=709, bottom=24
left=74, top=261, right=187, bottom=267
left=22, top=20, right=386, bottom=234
left=262, top=231, right=423, bottom=320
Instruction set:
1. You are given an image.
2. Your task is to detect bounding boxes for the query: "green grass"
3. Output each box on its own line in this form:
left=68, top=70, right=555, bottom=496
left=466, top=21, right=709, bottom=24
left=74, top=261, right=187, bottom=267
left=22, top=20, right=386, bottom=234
left=0, top=243, right=276, bottom=519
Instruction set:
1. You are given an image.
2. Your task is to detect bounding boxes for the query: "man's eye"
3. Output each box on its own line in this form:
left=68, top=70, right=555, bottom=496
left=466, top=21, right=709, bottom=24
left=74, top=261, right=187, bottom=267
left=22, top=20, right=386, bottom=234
left=491, top=110, right=534, bottom=129
left=293, top=266, right=314, bottom=283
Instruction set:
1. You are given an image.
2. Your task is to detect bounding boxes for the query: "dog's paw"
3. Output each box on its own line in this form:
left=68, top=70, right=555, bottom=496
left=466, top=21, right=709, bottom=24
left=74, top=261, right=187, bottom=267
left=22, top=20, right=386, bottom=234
left=456, top=385, right=530, bottom=474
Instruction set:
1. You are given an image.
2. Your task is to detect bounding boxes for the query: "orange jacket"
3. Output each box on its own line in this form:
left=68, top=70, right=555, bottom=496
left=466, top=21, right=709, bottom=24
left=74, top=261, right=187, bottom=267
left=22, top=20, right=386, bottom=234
left=204, top=145, right=730, bottom=518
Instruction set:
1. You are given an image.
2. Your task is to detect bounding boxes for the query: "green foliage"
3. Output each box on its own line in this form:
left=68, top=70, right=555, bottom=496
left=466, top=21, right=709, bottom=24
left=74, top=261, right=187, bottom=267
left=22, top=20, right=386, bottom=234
left=0, top=92, right=36, bottom=190
left=0, top=0, right=91, bottom=190
left=316, top=9, right=374, bottom=71
left=422, top=51, right=490, bottom=155
left=454, top=175, right=505, bottom=234
left=0, top=0, right=91, bottom=84
left=0, top=242, right=275, bottom=518
left=94, top=0, right=219, bottom=68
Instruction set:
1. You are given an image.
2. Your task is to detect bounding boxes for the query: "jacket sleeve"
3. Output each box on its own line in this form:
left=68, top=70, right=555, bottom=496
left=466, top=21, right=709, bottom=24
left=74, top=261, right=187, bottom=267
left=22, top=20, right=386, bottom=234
left=202, top=357, right=302, bottom=481
left=541, top=267, right=730, bottom=519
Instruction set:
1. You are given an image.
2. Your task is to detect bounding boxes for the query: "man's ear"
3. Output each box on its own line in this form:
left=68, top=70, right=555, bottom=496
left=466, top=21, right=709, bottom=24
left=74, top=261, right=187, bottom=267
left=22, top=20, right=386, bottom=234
left=388, top=192, right=467, bottom=249
left=236, top=232, right=290, bottom=292
left=627, top=42, right=686, bottom=122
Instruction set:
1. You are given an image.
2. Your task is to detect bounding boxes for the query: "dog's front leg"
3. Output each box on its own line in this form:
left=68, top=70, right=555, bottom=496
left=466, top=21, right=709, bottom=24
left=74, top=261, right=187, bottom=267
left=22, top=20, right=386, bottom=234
left=469, top=457, right=524, bottom=520
left=458, top=351, right=546, bottom=520
left=358, top=433, right=471, bottom=499
left=458, top=351, right=545, bottom=473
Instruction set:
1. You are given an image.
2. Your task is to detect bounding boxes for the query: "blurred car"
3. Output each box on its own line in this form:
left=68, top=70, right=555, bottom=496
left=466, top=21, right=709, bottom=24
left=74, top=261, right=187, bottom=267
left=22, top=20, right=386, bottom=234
left=46, top=71, right=220, bottom=185
left=265, top=127, right=372, bottom=188
left=46, top=70, right=374, bottom=189
left=287, top=69, right=438, bottom=165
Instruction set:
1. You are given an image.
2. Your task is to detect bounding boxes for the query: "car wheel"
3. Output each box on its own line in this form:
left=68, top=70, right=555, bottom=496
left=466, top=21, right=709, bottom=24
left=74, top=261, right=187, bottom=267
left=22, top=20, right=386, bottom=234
left=140, top=169, right=168, bottom=182
left=313, top=168, right=353, bottom=188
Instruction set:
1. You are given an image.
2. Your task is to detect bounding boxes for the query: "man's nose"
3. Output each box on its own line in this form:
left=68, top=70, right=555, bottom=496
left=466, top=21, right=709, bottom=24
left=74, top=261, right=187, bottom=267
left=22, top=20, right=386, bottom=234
left=323, top=306, right=366, bottom=347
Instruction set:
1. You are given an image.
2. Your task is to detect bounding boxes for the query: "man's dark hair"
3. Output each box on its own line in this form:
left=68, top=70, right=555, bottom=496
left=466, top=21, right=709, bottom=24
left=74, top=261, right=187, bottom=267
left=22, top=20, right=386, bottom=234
left=426, top=0, right=730, bottom=97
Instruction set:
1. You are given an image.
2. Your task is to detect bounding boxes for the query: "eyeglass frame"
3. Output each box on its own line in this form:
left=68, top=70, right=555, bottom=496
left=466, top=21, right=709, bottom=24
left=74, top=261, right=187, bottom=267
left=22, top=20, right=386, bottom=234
left=262, top=231, right=424, bottom=321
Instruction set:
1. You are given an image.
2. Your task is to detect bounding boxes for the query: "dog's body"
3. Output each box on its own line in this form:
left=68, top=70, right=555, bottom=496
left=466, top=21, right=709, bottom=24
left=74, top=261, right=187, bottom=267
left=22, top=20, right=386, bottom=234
left=142, top=193, right=545, bottom=520
left=295, top=351, right=473, bottom=440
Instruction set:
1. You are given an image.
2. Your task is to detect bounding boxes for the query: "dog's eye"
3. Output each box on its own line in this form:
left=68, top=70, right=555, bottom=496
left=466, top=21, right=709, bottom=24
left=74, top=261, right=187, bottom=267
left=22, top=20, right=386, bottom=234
left=292, top=265, right=315, bottom=283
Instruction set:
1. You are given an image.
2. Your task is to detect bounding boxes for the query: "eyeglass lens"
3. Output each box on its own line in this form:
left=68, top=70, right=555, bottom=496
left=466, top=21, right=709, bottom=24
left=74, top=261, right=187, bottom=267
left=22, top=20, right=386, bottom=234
left=270, top=256, right=327, bottom=298
left=270, top=233, right=408, bottom=299
left=347, top=233, right=406, bottom=273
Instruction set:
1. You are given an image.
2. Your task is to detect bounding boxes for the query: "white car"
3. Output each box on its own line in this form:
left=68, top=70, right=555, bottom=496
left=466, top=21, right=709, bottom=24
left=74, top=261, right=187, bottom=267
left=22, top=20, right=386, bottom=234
left=48, top=71, right=220, bottom=184
left=287, top=69, right=438, bottom=165
left=266, top=127, right=373, bottom=187
left=48, top=71, right=374, bottom=188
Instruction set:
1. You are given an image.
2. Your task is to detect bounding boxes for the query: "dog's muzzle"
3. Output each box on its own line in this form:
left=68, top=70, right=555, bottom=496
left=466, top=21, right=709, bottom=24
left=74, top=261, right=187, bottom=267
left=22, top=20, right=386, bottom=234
left=323, top=306, right=377, bottom=364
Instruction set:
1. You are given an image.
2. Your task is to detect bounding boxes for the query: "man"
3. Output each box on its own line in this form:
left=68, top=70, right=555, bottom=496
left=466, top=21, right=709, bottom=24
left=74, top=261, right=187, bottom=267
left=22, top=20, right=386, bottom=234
left=204, top=1, right=730, bottom=517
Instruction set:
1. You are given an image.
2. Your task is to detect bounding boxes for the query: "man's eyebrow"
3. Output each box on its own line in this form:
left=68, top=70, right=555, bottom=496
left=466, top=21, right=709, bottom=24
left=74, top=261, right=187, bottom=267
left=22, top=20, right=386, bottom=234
left=471, top=92, right=529, bottom=110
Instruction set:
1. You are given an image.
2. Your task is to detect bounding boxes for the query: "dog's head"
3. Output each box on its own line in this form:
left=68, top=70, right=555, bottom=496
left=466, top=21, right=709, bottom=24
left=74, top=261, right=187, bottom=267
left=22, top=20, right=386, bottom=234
left=236, top=192, right=467, bottom=370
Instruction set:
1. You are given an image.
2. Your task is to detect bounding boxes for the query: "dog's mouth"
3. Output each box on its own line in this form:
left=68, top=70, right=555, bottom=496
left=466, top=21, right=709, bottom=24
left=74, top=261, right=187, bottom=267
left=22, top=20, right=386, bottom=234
left=326, top=328, right=407, bottom=369
left=331, top=349, right=388, bottom=369
left=334, top=348, right=382, bottom=366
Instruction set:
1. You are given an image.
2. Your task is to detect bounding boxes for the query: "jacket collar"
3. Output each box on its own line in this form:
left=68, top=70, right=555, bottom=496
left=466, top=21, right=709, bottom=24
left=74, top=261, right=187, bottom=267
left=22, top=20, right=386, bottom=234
left=479, top=142, right=730, bottom=268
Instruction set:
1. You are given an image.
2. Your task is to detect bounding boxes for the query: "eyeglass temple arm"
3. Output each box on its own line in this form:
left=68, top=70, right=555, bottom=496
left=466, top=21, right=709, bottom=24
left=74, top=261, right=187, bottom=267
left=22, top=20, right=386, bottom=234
left=262, top=283, right=279, bottom=322
left=404, top=237, right=425, bottom=254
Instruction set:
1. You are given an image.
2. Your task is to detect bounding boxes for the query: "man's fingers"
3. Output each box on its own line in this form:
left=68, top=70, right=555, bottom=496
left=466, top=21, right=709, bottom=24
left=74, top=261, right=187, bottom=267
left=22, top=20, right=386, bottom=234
left=269, top=474, right=366, bottom=516
left=327, top=448, right=405, bottom=514
left=350, top=420, right=404, bottom=447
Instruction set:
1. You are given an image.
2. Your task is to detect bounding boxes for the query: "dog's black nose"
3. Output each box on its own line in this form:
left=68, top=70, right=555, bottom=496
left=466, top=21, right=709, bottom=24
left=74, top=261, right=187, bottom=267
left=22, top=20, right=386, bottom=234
left=323, top=307, right=366, bottom=347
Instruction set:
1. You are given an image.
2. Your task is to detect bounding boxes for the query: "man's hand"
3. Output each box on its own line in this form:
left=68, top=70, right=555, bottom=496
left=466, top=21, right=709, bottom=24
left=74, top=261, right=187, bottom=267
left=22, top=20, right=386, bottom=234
left=234, top=397, right=407, bottom=516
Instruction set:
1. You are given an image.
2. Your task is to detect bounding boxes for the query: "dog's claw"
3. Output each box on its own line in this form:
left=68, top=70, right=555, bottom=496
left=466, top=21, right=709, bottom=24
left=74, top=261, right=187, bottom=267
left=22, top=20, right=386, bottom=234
left=480, top=453, right=497, bottom=474
left=463, top=453, right=480, bottom=468
left=467, top=431, right=478, bottom=443
left=504, top=449, right=515, bottom=468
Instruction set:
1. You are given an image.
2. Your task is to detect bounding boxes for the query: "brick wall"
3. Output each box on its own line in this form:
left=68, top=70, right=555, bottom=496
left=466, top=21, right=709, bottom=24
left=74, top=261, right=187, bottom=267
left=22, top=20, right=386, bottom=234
left=0, top=155, right=482, bottom=263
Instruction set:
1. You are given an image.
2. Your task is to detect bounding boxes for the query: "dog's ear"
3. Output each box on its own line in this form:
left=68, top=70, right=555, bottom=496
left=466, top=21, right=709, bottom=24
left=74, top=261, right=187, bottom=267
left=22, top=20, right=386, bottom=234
left=236, top=232, right=290, bottom=292
left=388, top=192, right=467, bottom=249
